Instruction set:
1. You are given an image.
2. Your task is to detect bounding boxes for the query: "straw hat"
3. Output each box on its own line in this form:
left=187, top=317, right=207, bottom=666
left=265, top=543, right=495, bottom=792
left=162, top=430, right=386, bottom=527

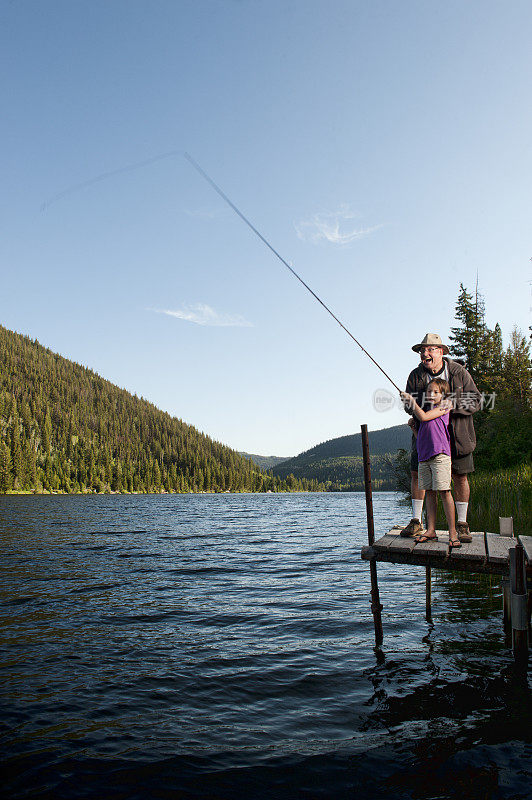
left=411, top=333, right=450, bottom=354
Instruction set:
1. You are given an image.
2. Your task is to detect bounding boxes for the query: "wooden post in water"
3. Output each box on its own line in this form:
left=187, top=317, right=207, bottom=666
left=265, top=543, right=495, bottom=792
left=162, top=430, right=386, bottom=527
left=500, top=517, right=513, bottom=643
left=510, top=543, right=529, bottom=664
left=425, top=567, right=432, bottom=621
left=361, top=424, right=383, bottom=646
left=502, top=579, right=512, bottom=644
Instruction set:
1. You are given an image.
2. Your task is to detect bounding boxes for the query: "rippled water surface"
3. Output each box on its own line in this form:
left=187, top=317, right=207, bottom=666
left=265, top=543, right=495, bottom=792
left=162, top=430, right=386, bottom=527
left=1, top=493, right=530, bottom=799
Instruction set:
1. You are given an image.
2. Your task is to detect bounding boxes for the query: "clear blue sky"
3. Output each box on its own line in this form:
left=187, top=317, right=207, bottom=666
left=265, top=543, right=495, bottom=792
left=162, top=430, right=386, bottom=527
left=2, top=0, right=531, bottom=455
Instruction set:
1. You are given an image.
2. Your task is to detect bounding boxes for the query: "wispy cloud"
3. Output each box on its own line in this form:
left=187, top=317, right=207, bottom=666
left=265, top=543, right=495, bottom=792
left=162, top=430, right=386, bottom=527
left=295, top=205, right=382, bottom=245
left=151, top=304, right=253, bottom=328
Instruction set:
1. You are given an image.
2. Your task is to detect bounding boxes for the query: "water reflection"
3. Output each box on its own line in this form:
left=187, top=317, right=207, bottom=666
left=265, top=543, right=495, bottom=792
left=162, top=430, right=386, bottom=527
left=1, top=493, right=530, bottom=799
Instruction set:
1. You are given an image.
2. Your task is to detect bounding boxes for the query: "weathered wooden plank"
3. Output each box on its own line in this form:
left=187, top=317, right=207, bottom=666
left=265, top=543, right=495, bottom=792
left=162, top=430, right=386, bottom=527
left=448, top=533, right=487, bottom=564
left=412, top=535, right=448, bottom=559
left=485, top=532, right=513, bottom=565
left=518, top=535, right=532, bottom=563
left=374, top=534, right=401, bottom=550
left=386, top=536, right=418, bottom=554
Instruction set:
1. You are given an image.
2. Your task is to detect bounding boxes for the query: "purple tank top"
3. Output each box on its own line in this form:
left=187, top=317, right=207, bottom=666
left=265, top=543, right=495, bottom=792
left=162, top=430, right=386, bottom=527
left=417, top=413, right=451, bottom=462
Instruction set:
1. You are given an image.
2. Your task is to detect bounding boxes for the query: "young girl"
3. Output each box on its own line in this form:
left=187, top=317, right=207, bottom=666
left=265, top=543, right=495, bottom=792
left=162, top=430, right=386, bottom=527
left=401, top=379, right=461, bottom=548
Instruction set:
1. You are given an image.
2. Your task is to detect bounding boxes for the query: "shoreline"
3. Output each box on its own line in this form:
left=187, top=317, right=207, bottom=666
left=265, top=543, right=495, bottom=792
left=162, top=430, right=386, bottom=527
left=0, top=488, right=398, bottom=496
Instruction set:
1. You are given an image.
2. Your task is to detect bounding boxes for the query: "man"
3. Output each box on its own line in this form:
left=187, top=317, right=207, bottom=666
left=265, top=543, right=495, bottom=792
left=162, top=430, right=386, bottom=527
left=400, top=333, right=481, bottom=542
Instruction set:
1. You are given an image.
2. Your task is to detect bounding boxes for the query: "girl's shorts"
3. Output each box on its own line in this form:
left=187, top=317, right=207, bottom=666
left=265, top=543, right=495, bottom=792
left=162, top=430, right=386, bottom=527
left=418, top=454, right=452, bottom=491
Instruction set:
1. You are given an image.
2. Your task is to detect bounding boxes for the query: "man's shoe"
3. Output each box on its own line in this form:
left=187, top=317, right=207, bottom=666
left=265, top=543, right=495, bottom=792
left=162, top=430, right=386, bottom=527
left=400, top=518, right=423, bottom=537
left=456, top=521, right=472, bottom=543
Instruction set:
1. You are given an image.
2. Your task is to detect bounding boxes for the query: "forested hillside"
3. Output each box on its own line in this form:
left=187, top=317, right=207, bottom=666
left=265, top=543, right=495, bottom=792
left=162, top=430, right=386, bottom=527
left=276, top=425, right=410, bottom=465
left=271, top=425, right=411, bottom=490
left=238, top=452, right=290, bottom=471
left=272, top=453, right=400, bottom=491
left=0, top=325, right=321, bottom=494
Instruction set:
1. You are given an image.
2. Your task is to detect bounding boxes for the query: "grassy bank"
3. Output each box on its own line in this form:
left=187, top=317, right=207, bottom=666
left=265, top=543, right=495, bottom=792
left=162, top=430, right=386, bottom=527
left=466, top=464, right=531, bottom=534
left=435, top=464, right=532, bottom=534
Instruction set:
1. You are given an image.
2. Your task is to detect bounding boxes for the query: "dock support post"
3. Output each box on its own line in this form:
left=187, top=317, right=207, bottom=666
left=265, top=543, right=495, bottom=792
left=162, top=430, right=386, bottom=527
left=361, top=424, right=383, bottom=646
left=510, top=544, right=529, bottom=664
left=425, top=567, right=432, bottom=621
left=502, top=579, right=512, bottom=644
left=500, top=518, right=513, bottom=645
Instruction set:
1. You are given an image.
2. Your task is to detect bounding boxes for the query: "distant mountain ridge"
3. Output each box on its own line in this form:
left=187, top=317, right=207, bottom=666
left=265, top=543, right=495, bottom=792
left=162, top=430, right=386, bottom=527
left=274, top=425, right=410, bottom=470
left=270, top=425, right=411, bottom=490
left=239, top=453, right=290, bottom=471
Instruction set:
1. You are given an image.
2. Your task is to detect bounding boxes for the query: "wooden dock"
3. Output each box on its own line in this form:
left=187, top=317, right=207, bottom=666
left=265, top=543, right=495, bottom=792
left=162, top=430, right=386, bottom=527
left=361, top=526, right=532, bottom=577
left=358, top=423, right=531, bottom=661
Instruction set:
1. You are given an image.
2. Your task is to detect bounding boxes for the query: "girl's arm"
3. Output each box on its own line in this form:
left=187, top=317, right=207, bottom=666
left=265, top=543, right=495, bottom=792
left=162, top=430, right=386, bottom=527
left=400, top=393, right=450, bottom=422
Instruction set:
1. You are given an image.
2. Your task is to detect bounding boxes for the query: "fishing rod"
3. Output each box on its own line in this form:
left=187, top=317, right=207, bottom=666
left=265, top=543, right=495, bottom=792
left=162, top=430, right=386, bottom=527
left=184, top=152, right=401, bottom=393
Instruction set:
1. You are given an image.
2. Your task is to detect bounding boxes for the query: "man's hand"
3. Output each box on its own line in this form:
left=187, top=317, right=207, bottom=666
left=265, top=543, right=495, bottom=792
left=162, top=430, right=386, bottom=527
left=400, top=392, right=415, bottom=410
left=407, top=417, right=418, bottom=438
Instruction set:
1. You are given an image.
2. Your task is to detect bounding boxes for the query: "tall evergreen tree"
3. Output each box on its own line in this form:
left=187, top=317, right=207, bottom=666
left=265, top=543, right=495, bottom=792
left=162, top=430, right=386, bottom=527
left=449, top=283, right=492, bottom=390
left=0, top=441, right=12, bottom=492
left=502, top=327, right=532, bottom=410
left=42, top=408, right=52, bottom=454
left=10, top=403, right=24, bottom=490
left=484, top=322, right=504, bottom=395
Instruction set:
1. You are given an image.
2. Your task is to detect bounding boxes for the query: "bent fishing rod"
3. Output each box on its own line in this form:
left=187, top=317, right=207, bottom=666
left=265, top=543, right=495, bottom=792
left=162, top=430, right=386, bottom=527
left=184, top=152, right=401, bottom=394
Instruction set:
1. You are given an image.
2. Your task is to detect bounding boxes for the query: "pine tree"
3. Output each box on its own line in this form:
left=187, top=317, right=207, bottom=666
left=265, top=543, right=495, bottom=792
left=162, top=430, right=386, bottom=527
left=449, top=283, right=491, bottom=388
left=42, top=408, right=52, bottom=454
left=502, top=327, right=532, bottom=410
left=484, top=322, right=504, bottom=394
left=152, top=459, right=162, bottom=490
left=10, top=404, right=24, bottom=490
left=0, top=441, right=12, bottom=492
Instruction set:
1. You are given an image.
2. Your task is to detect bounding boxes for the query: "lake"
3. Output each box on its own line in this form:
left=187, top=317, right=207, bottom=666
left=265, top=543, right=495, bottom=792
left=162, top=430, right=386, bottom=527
left=1, top=493, right=530, bottom=799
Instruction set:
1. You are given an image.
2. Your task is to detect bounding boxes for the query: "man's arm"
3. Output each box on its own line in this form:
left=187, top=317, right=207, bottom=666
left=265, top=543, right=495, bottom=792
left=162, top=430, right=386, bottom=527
left=403, top=371, right=418, bottom=417
left=452, top=367, right=482, bottom=415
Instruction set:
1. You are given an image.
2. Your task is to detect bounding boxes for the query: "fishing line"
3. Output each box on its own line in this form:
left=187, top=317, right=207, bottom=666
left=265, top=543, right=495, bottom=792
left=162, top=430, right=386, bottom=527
left=41, top=149, right=183, bottom=211
left=184, top=152, right=401, bottom=393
